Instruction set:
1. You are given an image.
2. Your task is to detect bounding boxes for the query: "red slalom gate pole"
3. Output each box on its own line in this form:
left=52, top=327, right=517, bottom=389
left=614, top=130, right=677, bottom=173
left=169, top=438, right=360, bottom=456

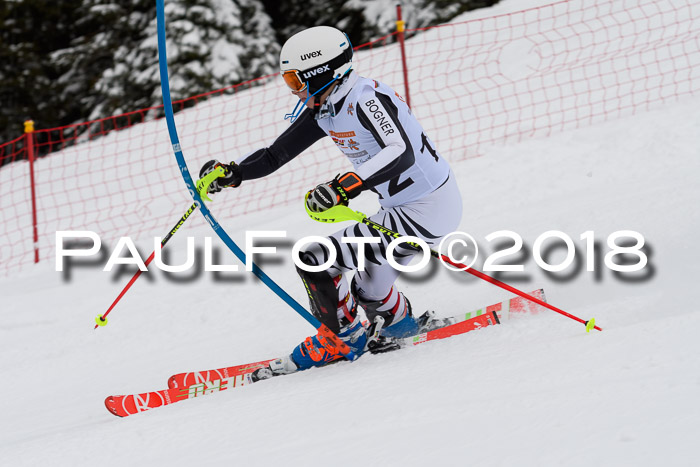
left=94, top=203, right=198, bottom=329
left=25, top=120, right=40, bottom=264
left=396, top=4, right=411, bottom=108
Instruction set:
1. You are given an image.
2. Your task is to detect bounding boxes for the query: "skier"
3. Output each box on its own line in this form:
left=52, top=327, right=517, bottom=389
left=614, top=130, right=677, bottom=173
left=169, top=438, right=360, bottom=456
left=199, top=26, right=463, bottom=377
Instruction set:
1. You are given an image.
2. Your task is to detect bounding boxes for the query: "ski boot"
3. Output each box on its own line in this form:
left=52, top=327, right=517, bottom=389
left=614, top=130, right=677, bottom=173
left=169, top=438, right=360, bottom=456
left=354, top=284, right=419, bottom=339
left=355, top=284, right=455, bottom=339
left=251, top=314, right=368, bottom=381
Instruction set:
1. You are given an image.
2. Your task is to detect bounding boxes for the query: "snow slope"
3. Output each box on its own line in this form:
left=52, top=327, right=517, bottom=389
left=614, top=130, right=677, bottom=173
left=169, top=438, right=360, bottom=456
left=2, top=2, right=700, bottom=466
left=1, top=92, right=698, bottom=467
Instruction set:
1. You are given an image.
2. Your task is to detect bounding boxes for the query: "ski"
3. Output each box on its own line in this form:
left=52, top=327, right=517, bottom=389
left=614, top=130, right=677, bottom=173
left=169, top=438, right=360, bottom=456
left=166, top=288, right=545, bottom=390
left=105, top=289, right=546, bottom=417
left=166, top=359, right=276, bottom=391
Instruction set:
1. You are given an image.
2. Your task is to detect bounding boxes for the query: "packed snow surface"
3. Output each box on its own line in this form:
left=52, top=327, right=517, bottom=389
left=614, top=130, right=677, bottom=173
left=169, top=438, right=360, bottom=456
left=1, top=1, right=699, bottom=466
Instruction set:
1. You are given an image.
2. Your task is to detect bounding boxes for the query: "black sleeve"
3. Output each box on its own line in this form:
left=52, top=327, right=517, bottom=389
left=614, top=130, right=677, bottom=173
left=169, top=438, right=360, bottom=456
left=238, top=109, right=326, bottom=181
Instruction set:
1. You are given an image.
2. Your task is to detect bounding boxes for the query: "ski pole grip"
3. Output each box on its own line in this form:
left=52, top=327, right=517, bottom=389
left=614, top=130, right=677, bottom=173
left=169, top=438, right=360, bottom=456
left=303, top=193, right=366, bottom=224
left=196, top=166, right=226, bottom=202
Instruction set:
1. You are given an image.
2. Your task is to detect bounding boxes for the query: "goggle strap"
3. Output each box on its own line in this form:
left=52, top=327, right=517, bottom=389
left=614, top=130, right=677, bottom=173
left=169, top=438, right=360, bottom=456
left=284, top=74, right=342, bottom=123
left=284, top=98, right=304, bottom=122
left=311, top=75, right=337, bottom=97
left=285, top=93, right=316, bottom=123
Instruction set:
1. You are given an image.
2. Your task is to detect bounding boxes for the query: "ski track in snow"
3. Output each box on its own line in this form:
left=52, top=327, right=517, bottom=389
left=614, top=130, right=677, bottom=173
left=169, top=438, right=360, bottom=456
left=2, top=2, right=700, bottom=466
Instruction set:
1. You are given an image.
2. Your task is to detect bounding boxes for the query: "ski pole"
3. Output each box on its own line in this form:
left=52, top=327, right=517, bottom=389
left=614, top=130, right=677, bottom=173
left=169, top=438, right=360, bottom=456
left=93, top=203, right=196, bottom=328
left=94, top=170, right=222, bottom=329
left=305, top=199, right=601, bottom=332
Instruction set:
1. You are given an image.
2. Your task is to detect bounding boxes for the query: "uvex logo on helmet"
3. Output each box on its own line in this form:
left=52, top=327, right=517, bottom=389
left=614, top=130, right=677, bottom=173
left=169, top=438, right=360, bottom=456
left=301, top=50, right=322, bottom=61
left=302, top=64, right=331, bottom=79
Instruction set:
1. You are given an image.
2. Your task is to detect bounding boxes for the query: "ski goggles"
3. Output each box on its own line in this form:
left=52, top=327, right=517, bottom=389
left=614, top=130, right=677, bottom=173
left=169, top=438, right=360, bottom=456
left=282, top=70, right=307, bottom=93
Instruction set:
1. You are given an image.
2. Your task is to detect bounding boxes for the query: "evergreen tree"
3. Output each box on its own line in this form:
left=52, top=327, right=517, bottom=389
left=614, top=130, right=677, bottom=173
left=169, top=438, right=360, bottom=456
left=0, top=0, right=85, bottom=143
left=91, top=0, right=278, bottom=120
left=0, top=0, right=278, bottom=145
left=261, top=0, right=500, bottom=47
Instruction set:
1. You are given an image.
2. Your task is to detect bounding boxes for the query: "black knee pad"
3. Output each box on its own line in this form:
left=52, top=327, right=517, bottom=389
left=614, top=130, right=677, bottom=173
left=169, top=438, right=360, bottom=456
left=296, top=252, right=342, bottom=333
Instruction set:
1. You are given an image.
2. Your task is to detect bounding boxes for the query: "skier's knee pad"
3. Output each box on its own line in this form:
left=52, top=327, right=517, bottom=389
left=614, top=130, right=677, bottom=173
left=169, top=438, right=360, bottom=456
left=295, top=251, right=334, bottom=296
left=296, top=251, right=357, bottom=332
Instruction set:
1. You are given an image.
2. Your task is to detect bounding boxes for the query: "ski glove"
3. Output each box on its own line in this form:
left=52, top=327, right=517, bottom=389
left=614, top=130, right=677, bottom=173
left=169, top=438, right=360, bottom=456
left=306, top=172, right=364, bottom=213
left=199, top=159, right=242, bottom=193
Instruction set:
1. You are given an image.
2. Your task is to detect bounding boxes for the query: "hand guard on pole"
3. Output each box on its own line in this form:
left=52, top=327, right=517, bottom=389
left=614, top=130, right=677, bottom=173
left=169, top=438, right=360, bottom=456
left=306, top=172, right=363, bottom=213
left=199, top=160, right=242, bottom=193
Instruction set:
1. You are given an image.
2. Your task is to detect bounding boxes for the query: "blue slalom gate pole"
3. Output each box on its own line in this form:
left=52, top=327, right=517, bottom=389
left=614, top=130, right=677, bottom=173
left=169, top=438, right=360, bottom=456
left=155, top=0, right=356, bottom=360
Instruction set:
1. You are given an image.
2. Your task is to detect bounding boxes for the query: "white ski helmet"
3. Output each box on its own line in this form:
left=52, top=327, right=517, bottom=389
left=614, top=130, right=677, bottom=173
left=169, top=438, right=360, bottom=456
left=280, top=26, right=353, bottom=95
